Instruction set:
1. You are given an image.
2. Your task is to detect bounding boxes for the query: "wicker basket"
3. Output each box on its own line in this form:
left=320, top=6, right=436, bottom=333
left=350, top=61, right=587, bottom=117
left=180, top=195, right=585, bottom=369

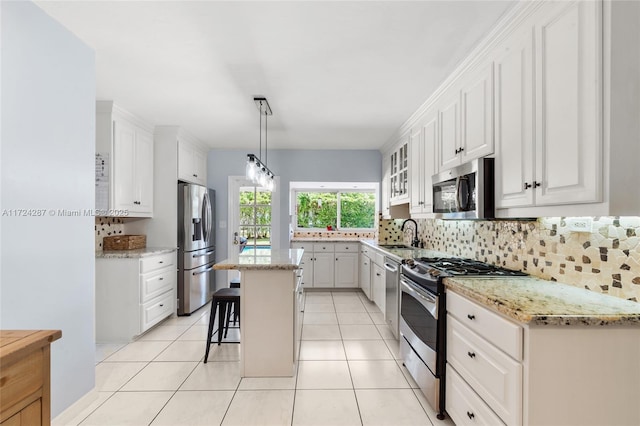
left=103, top=235, right=146, bottom=250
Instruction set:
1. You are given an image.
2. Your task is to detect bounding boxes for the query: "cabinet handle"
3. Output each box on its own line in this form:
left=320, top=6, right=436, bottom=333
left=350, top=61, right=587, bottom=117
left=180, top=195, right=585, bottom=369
left=524, top=182, right=532, bottom=190
left=159, top=261, right=164, bottom=264
left=467, top=411, right=475, bottom=420
left=459, top=147, right=464, bottom=153
left=159, top=277, right=164, bottom=281
left=454, top=148, right=460, bottom=154
left=467, top=351, right=476, bottom=359
left=376, top=273, right=381, bottom=276
left=159, top=304, right=164, bottom=307
left=467, top=314, right=475, bottom=320
left=534, top=181, right=541, bottom=188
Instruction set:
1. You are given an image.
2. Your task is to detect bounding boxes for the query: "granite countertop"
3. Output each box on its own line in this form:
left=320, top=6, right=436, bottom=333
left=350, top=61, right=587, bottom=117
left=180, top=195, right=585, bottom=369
left=444, top=276, right=640, bottom=326
left=214, top=248, right=304, bottom=271
left=96, top=247, right=177, bottom=259
left=359, top=240, right=451, bottom=261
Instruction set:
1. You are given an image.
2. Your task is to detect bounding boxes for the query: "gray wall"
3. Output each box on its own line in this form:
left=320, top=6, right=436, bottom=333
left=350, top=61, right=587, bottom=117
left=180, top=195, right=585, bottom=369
left=207, top=149, right=381, bottom=282
left=1, top=1, right=96, bottom=416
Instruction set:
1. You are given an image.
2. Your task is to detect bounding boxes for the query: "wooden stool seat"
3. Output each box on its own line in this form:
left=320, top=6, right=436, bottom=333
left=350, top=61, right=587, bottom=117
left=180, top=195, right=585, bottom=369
left=204, top=287, right=240, bottom=363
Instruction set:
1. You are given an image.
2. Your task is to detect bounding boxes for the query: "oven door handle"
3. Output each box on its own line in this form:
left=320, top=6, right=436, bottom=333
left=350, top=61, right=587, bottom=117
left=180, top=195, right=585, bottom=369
left=401, top=277, right=438, bottom=319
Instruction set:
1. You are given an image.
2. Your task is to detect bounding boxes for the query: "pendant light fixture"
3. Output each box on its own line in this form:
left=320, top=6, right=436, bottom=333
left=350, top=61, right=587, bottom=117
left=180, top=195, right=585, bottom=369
left=245, top=97, right=275, bottom=191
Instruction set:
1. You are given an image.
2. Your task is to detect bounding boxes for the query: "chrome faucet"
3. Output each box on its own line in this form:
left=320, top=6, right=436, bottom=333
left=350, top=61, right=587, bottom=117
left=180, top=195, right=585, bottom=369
left=401, top=219, right=420, bottom=248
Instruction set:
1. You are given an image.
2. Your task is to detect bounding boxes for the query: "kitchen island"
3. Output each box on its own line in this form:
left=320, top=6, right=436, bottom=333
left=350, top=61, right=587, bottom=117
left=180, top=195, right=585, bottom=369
left=213, top=248, right=304, bottom=377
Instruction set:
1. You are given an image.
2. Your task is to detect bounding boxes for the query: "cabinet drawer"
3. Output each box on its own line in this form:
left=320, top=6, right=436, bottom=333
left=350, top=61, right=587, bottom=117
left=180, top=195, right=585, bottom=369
left=373, top=251, right=385, bottom=267
left=360, top=244, right=370, bottom=255
left=290, top=242, right=309, bottom=251
left=334, top=243, right=359, bottom=253
left=140, top=252, right=175, bottom=274
left=446, top=364, right=506, bottom=426
left=447, top=315, right=522, bottom=426
left=312, top=243, right=335, bottom=252
left=0, top=350, right=43, bottom=416
left=141, top=292, right=174, bottom=332
left=447, top=291, right=523, bottom=360
left=140, top=269, right=176, bottom=303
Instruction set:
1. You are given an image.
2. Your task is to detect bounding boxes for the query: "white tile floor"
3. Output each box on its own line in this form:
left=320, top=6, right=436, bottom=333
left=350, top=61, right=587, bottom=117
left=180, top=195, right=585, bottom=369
left=57, top=290, right=454, bottom=426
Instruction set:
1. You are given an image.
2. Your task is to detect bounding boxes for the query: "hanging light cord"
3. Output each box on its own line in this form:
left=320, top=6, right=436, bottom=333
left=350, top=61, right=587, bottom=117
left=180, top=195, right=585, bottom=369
left=265, top=108, right=268, bottom=167
left=259, top=100, right=263, bottom=160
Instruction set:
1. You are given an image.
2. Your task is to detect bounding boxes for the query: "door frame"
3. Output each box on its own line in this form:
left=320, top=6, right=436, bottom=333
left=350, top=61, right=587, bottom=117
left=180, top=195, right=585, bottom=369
left=227, top=176, right=281, bottom=281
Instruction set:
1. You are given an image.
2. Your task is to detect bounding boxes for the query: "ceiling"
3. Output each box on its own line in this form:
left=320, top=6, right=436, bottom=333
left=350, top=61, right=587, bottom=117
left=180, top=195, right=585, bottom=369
left=36, top=1, right=515, bottom=150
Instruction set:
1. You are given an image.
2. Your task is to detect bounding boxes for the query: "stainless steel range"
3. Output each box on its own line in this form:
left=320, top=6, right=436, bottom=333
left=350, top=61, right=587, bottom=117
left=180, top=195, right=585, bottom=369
left=399, top=257, right=527, bottom=420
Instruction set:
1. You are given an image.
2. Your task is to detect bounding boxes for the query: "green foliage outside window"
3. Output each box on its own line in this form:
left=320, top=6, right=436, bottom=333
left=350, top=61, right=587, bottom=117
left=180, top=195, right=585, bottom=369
left=296, top=191, right=375, bottom=229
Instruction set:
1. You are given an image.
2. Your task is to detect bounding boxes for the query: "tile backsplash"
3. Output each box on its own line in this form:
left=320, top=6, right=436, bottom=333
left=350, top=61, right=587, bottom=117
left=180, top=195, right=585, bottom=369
left=293, top=230, right=376, bottom=240
left=95, top=217, right=125, bottom=251
left=381, top=217, right=640, bottom=302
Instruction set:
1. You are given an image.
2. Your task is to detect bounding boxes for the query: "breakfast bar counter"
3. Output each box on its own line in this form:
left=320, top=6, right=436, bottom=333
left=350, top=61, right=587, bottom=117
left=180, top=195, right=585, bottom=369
left=214, top=249, right=304, bottom=377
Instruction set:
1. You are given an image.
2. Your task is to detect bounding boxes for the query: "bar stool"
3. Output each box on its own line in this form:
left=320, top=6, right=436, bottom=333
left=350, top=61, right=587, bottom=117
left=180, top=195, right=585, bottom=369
left=228, top=277, right=241, bottom=326
left=204, top=287, right=240, bottom=363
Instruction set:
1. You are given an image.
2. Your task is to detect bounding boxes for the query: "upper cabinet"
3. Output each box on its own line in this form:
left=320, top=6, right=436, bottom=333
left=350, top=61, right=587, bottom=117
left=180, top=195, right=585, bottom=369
left=495, top=0, right=602, bottom=211
left=438, top=62, right=494, bottom=172
left=96, top=101, right=154, bottom=217
left=389, top=131, right=410, bottom=205
left=178, top=138, right=207, bottom=186
left=409, top=111, right=437, bottom=217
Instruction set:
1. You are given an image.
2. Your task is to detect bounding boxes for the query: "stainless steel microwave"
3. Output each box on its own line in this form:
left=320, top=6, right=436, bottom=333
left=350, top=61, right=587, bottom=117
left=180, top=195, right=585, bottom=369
left=431, top=157, right=494, bottom=219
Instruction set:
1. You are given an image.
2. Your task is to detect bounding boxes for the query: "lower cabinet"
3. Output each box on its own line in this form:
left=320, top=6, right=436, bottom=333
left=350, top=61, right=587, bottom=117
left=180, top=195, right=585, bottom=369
left=359, top=250, right=372, bottom=300
left=371, top=263, right=385, bottom=314
left=96, top=251, right=177, bottom=342
left=446, top=290, right=640, bottom=426
left=290, top=242, right=359, bottom=289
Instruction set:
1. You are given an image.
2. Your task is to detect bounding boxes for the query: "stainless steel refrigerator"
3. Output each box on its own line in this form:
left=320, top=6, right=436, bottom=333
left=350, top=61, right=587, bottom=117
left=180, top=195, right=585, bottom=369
left=177, top=182, right=215, bottom=315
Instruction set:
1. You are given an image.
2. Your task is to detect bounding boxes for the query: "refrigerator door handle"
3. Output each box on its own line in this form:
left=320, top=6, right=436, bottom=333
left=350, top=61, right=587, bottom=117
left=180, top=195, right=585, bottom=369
left=193, top=266, right=214, bottom=276
left=192, top=250, right=215, bottom=258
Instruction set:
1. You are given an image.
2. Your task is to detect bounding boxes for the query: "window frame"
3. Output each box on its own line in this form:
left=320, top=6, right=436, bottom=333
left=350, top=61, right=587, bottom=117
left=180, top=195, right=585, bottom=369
left=290, top=182, right=379, bottom=231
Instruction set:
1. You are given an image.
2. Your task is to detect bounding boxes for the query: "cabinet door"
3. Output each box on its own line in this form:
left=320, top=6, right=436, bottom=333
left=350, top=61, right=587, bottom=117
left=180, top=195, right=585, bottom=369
left=421, top=112, right=437, bottom=214
left=409, top=127, right=424, bottom=214
left=178, top=140, right=194, bottom=183
left=372, top=264, right=385, bottom=314
left=134, top=129, right=153, bottom=214
left=335, top=253, right=358, bottom=288
left=300, top=253, right=314, bottom=289
left=534, top=0, right=602, bottom=206
left=494, top=29, right=535, bottom=208
left=193, top=149, right=207, bottom=185
left=381, top=155, right=391, bottom=218
left=461, top=62, right=494, bottom=162
left=313, top=253, right=334, bottom=288
left=439, top=93, right=461, bottom=171
left=113, top=120, right=137, bottom=210
left=359, top=255, right=372, bottom=300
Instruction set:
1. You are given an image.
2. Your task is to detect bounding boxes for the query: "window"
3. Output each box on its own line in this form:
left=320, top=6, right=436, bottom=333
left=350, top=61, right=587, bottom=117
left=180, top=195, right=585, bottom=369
left=239, top=187, right=272, bottom=249
left=295, top=190, right=376, bottom=230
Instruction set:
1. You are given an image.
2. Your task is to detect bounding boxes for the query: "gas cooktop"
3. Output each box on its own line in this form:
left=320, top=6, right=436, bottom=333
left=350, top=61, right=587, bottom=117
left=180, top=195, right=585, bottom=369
left=405, top=257, right=527, bottom=277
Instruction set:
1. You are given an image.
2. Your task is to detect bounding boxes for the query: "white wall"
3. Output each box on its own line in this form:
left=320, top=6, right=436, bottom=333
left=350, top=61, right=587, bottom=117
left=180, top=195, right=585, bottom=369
left=1, top=1, right=96, bottom=417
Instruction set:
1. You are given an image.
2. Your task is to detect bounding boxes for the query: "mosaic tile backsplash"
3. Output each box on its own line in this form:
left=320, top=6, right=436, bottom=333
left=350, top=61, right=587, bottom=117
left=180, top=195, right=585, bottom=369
left=293, top=230, right=376, bottom=240
left=380, top=217, right=640, bottom=302
left=95, top=217, right=125, bottom=251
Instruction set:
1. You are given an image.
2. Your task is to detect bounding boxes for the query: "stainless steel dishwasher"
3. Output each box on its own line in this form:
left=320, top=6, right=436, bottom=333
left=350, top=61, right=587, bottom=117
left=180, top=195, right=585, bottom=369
left=384, top=256, right=401, bottom=339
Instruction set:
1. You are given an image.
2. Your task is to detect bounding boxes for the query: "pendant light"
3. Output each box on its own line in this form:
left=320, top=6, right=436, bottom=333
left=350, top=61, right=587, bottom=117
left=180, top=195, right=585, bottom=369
left=245, top=97, right=275, bottom=191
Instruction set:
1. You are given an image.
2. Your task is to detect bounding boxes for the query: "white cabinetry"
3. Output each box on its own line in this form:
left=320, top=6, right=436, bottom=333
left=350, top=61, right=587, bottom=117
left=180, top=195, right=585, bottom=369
left=389, top=133, right=410, bottom=205
left=438, top=63, right=494, bottom=173
left=96, top=101, right=154, bottom=217
left=381, top=155, right=391, bottom=218
left=291, top=242, right=359, bottom=289
left=96, top=251, right=177, bottom=342
left=409, top=111, right=437, bottom=217
left=359, top=245, right=372, bottom=300
left=495, top=0, right=602, bottom=211
left=371, top=263, right=385, bottom=314
left=446, top=290, right=640, bottom=426
left=178, top=137, right=207, bottom=186
left=334, top=243, right=359, bottom=288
